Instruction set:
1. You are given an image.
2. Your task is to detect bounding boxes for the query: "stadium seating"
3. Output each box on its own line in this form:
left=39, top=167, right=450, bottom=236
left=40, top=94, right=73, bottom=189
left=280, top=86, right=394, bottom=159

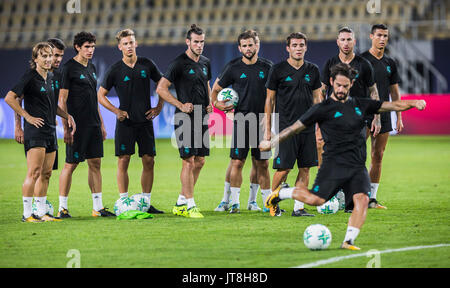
left=0, top=0, right=448, bottom=48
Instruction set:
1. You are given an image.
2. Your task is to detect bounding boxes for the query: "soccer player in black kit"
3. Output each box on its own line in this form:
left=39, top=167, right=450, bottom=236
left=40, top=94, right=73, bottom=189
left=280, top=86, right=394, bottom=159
left=213, top=30, right=269, bottom=213
left=320, top=27, right=381, bottom=165
left=264, top=32, right=322, bottom=217
left=98, top=28, right=165, bottom=214
left=5, top=42, right=75, bottom=222
left=13, top=38, right=68, bottom=216
left=58, top=32, right=114, bottom=217
left=210, top=30, right=273, bottom=213
left=261, top=63, right=426, bottom=250
left=361, top=24, right=402, bottom=209
left=156, top=24, right=213, bottom=219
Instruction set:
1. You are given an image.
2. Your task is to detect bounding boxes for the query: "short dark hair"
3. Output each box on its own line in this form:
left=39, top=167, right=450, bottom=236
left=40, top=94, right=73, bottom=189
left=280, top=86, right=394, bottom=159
left=237, top=30, right=257, bottom=46
left=371, top=24, right=388, bottom=34
left=286, top=32, right=307, bottom=46
left=47, top=38, right=66, bottom=50
left=338, top=26, right=354, bottom=35
left=330, top=63, right=358, bottom=81
left=73, top=31, right=96, bottom=50
left=186, top=24, right=204, bottom=40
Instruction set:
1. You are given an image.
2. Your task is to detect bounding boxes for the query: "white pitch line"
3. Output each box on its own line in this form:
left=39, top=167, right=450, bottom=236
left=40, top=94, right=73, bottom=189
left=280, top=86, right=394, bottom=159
left=294, top=244, right=450, bottom=268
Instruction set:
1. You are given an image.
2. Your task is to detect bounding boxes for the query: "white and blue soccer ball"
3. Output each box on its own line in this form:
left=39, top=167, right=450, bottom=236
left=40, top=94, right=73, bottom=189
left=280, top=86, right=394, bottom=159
left=113, top=197, right=138, bottom=216
left=218, top=88, right=239, bottom=108
left=31, top=200, right=54, bottom=216
left=317, top=196, right=340, bottom=214
left=130, top=193, right=150, bottom=212
left=303, top=224, right=332, bottom=250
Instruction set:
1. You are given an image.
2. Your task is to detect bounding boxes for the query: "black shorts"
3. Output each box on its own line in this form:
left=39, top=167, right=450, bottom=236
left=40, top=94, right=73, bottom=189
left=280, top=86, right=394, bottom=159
left=273, top=131, right=318, bottom=169
left=174, top=113, right=210, bottom=159
left=230, top=118, right=271, bottom=161
left=366, top=112, right=393, bottom=134
left=311, top=161, right=371, bottom=207
left=115, top=121, right=156, bottom=157
left=24, top=136, right=58, bottom=155
left=66, top=126, right=103, bottom=163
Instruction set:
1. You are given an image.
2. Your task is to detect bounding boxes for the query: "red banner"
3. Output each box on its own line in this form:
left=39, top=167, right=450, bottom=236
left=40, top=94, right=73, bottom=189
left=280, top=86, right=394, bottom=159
left=401, top=94, right=450, bottom=135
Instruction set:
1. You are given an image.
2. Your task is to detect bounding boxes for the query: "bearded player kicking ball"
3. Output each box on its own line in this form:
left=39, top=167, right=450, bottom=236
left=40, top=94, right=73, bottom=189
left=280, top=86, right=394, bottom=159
left=260, top=63, right=426, bottom=250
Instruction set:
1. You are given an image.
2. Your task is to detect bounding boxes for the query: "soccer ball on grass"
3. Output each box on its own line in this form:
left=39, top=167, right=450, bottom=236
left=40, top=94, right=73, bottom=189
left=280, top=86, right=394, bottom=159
left=303, top=224, right=332, bottom=250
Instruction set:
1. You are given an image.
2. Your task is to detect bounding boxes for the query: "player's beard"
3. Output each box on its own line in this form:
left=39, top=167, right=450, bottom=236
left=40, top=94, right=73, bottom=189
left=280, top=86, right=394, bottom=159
left=335, top=91, right=349, bottom=101
left=190, top=46, right=202, bottom=57
left=242, top=50, right=256, bottom=61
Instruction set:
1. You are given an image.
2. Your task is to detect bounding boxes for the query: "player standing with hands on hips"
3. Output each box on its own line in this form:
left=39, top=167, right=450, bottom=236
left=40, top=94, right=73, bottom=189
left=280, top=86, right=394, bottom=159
left=261, top=63, right=426, bottom=250
left=5, top=42, right=76, bottom=222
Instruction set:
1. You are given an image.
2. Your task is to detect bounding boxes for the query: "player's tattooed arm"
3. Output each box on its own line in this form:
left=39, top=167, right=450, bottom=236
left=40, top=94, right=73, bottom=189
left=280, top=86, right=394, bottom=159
left=369, top=84, right=381, bottom=137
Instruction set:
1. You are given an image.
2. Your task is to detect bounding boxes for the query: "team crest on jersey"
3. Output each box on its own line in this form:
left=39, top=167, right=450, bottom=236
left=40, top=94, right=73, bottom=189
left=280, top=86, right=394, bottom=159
left=202, top=67, right=207, bottom=76
left=141, top=70, right=147, bottom=78
left=304, top=74, right=311, bottom=82
left=259, top=71, right=265, bottom=79
left=355, top=107, right=362, bottom=116
left=386, top=66, right=391, bottom=74
left=93, top=72, right=97, bottom=80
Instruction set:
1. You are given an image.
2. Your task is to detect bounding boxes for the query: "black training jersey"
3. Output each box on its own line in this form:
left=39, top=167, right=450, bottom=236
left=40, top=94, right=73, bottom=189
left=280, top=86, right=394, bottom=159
left=101, top=57, right=162, bottom=126
left=360, top=51, right=401, bottom=102
left=218, top=57, right=272, bottom=114
left=321, top=54, right=375, bottom=99
left=266, top=60, right=321, bottom=132
left=164, top=53, right=211, bottom=113
left=299, top=97, right=382, bottom=168
left=61, top=58, right=100, bottom=127
left=50, top=68, right=62, bottom=107
left=11, top=69, right=57, bottom=140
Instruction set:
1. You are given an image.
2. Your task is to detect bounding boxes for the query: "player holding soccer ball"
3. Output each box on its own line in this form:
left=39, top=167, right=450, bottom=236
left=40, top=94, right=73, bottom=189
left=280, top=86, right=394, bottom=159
left=211, top=30, right=273, bottom=213
left=261, top=63, right=426, bottom=250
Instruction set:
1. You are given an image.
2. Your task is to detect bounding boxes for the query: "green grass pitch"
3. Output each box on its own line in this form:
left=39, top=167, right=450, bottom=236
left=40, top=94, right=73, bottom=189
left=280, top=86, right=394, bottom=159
left=0, top=136, right=449, bottom=268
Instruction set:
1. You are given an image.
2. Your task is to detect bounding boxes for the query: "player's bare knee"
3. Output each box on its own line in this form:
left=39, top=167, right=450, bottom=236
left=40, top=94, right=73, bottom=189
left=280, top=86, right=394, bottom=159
left=87, top=159, right=101, bottom=171
left=28, top=167, right=41, bottom=182
left=40, top=169, right=52, bottom=181
left=354, top=193, right=369, bottom=207
left=194, top=157, right=205, bottom=168
left=231, top=159, right=244, bottom=170
left=142, top=155, right=155, bottom=170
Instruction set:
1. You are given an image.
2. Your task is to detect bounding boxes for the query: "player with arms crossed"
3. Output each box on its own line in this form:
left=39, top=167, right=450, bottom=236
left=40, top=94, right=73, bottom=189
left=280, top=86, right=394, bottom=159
left=58, top=32, right=114, bottom=217
left=156, top=24, right=213, bottom=218
left=261, top=63, right=426, bottom=250
left=361, top=24, right=402, bottom=209
left=264, top=32, right=322, bottom=217
left=98, top=29, right=165, bottom=214
left=5, top=42, right=75, bottom=222
left=211, top=30, right=273, bottom=213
